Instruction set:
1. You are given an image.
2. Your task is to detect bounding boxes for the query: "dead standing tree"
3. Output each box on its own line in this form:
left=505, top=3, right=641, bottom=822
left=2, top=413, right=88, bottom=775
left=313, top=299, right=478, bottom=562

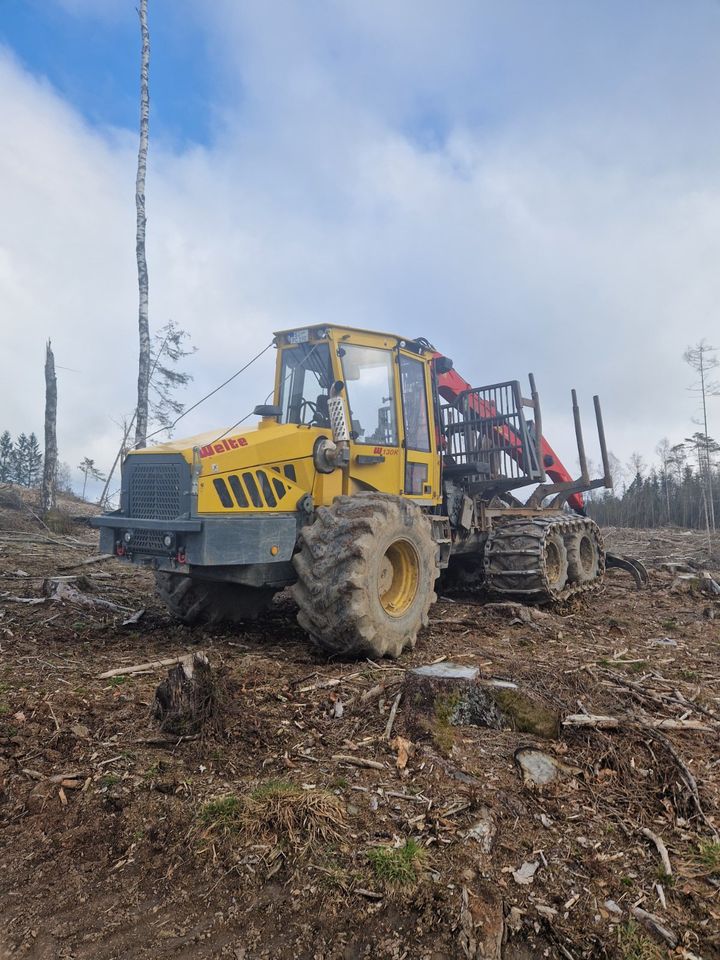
left=41, top=340, right=57, bottom=515
left=133, top=0, right=151, bottom=449
left=684, top=339, right=718, bottom=535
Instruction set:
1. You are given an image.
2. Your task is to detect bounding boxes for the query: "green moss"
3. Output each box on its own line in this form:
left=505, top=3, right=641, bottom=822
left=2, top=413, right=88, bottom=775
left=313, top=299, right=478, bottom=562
left=492, top=688, right=559, bottom=738
left=367, top=839, right=426, bottom=887
left=432, top=693, right=460, bottom=753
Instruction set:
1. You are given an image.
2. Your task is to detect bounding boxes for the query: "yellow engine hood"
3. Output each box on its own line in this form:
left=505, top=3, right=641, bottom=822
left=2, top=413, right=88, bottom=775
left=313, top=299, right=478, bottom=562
left=128, top=421, right=341, bottom=514
left=132, top=421, right=326, bottom=472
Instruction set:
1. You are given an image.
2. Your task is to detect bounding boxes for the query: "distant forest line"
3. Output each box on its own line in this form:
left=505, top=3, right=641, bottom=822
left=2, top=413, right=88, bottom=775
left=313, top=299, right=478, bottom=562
left=586, top=434, right=718, bottom=532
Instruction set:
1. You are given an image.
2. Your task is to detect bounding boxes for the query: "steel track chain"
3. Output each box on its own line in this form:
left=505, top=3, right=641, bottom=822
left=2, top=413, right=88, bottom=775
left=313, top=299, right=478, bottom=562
left=483, top=514, right=606, bottom=602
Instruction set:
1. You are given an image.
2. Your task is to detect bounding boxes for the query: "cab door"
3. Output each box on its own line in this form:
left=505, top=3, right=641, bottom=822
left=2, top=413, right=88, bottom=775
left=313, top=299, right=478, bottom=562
left=398, top=351, right=440, bottom=501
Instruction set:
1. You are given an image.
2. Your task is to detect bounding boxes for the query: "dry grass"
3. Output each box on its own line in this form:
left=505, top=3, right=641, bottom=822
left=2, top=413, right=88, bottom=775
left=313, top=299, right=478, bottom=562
left=199, top=780, right=346, bottom=851
left=617, top=920, right=664, bottom=960
left=44, top=508, right=77, bottom=535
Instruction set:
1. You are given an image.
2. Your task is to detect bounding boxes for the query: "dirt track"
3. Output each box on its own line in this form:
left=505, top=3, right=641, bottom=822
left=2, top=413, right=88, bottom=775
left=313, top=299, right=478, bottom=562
left=1, top=495, right=719, bottom=959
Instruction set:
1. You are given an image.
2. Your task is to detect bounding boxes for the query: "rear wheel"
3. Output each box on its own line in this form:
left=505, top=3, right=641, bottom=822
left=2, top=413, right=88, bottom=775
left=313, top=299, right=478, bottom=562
left=291, top=494, right=440, bottom=658
left=543, top=530, right=569, bottom=594
left=155, top=572, right=275, bottom=625
left=566, top=528, right=601, bottom=583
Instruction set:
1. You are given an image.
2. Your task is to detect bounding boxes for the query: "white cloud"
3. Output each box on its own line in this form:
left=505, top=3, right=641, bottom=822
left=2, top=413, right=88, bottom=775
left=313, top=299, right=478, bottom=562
left=3, top=2, right=720, bottom=499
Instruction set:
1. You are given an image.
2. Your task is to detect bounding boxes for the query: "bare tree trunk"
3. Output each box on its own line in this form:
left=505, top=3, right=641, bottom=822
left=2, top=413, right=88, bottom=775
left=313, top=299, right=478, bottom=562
left=698, top=349, right=717, bottom=534
left=41, top=340, right=58, bottom=515
left=133, top=0, right=151, bottom=449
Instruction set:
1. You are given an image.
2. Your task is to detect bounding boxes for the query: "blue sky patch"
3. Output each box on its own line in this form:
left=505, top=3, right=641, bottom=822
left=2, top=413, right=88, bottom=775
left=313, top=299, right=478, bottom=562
left=1, top=0, right=217, bottom=147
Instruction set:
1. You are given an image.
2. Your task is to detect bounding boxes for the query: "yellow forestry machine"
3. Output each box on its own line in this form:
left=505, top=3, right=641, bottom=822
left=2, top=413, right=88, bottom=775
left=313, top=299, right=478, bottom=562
left=93, top=325, right=646, bottom=657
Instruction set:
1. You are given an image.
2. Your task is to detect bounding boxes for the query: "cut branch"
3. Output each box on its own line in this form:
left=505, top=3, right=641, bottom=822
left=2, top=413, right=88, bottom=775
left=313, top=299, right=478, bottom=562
left=98, top=655, right=189, bottom=679
left=641, top=827, right=672, bottom=876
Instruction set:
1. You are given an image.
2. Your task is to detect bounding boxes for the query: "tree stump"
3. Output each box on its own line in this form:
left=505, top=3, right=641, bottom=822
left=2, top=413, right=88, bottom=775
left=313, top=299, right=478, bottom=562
left=152, top=652, right=220, bottom=736
left=403, top=663, right=560, bottom=742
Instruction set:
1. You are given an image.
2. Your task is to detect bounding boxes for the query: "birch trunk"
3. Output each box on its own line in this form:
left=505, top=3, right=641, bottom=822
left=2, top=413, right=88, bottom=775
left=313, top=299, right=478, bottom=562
left=133, top=0, right=151, bottom=449
left=41, top=340, right=58, bottom=515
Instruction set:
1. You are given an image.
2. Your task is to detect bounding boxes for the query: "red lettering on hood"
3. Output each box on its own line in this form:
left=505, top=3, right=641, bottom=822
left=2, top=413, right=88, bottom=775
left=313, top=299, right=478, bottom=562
left=199, top=437, right=248, bottom=458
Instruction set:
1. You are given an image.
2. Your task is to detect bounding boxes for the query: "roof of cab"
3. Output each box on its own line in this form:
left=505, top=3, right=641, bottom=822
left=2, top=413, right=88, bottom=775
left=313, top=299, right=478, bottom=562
left=272, top=322, right=419, bottom=346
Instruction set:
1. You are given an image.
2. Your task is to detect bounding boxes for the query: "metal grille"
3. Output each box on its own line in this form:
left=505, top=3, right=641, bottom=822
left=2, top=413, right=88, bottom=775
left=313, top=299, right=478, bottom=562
left=127, top=462, right=183, bottom=520
left=130, top=529, right=167, bottom=554
left=440, top=380, right=542, bottom=486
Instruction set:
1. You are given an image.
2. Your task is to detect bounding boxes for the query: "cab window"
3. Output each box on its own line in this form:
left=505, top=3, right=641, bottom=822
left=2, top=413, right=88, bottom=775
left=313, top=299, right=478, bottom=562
left=399, top=354, right=430, bottom=451
left=278, top=342, right=333, bottom=426
left=339, top=344, right=398, bottom=446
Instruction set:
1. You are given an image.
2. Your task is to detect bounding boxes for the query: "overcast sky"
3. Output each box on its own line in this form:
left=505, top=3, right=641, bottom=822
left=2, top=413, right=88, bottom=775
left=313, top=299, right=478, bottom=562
left=2, top=0, right=720, bottom=495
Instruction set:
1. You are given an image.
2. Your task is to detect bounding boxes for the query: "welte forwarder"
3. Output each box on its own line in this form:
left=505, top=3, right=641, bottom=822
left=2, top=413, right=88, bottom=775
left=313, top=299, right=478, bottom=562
left=94, top=325, right=646, bottom=657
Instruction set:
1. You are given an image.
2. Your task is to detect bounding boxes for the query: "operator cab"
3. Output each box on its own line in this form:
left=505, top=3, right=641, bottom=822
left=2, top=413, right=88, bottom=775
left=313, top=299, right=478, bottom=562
left=273, top=324, right=441, bottom=501
left=276, top=336, right=401, bottom=445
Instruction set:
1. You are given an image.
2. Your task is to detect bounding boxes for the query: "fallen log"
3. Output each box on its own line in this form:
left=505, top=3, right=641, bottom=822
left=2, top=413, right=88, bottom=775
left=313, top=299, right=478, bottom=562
left=44, top=579, right=132, bottom=613
left=563, top=714, right=619, bottom=730
left=563, top=713, right=714, bottom=732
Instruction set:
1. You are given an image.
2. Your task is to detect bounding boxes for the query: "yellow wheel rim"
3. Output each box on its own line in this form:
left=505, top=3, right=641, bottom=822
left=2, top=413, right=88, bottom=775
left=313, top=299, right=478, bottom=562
left=379, top=539, right=419, bottom=617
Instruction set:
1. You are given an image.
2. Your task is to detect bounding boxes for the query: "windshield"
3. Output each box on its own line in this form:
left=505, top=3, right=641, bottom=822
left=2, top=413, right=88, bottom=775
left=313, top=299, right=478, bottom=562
left=278, top=342, right=334, bottom=426
left=339, top=344, right=398, bottom=446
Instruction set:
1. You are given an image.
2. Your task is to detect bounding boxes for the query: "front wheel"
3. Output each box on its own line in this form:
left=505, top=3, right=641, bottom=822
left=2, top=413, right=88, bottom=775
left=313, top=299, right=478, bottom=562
left=291, top=494, right=440, bottom=659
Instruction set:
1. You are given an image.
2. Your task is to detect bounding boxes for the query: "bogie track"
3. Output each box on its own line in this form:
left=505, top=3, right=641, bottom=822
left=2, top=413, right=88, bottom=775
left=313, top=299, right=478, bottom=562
left=483, top=515, right=605, bottom=602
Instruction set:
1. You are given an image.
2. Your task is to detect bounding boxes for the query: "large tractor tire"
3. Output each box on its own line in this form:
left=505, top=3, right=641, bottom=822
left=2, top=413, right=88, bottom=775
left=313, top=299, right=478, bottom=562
left=155, top=572, right=275, bottom=626
left=291, top=494, right=440, bottom=659
left=565, top=525, right=603, bottom=584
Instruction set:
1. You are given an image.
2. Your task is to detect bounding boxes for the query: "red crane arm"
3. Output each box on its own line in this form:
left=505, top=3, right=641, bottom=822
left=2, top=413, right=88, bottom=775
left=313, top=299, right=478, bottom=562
left=433, top=359, right=584, bottom=512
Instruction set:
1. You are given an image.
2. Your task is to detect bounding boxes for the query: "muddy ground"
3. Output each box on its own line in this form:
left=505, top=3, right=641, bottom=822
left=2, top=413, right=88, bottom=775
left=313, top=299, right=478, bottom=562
left=1, top=490, right=719, bottom=959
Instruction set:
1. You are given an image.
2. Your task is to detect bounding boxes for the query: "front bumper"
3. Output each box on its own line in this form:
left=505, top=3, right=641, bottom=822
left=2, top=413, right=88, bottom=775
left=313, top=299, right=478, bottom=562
left=92, top=513, right=298, bottom=567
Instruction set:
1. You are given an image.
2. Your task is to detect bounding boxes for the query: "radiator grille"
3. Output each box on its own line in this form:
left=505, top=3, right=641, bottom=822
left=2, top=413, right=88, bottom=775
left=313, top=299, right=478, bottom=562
left=127, top=462, right=183, bottom=520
